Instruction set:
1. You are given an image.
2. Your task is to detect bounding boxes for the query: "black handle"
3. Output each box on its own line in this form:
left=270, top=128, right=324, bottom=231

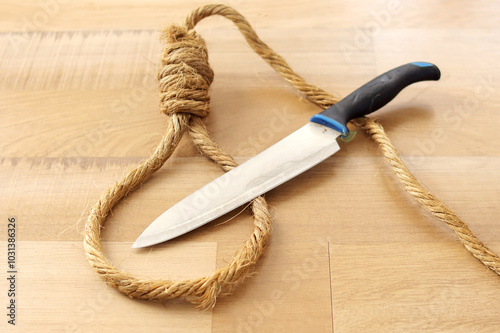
left=310, top=62, right=441, bottom=136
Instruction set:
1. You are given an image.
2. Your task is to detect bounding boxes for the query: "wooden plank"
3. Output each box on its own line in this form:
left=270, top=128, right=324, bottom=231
left=212, top=240, right=333, bottom=333
left=330, top=241, right=500, bottom=332
left=2, top=155, right=498, bottom=244
left=1, top=241, right=216, bottom=332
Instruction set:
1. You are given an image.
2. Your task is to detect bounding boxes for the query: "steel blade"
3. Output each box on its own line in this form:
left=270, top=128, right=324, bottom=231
left=132, top=122, right=341, bottom=248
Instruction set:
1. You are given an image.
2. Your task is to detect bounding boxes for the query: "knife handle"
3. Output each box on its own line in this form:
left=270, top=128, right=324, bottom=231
left=310, top=62, right=441, bottom=136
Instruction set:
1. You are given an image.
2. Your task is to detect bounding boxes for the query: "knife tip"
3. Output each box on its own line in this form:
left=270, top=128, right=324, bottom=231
left=131, top=235, right=163, bottom=249
left=131, top=240, right=146, bottom=249
left=131, top=228, right=180, bottom=249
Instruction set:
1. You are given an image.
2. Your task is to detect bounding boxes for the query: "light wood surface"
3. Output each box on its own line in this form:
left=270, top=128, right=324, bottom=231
left=1, top=1, right=500, bottom=332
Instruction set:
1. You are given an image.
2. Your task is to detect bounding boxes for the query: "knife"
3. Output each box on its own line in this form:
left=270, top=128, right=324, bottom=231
left=132, top=62, right=441, bottom=248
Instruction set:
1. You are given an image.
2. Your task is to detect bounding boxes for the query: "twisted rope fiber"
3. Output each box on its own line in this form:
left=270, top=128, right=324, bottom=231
left=353, top=118, right=500, bottom=274
left=84, top=4, right=500, bottom=309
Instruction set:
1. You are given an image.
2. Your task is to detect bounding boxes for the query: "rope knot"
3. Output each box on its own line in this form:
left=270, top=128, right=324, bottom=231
left=158, top=24, right=214, bottom=118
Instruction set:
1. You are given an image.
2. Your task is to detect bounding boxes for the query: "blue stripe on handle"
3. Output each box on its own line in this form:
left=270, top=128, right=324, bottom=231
left=411, top=61, right=434, bottom=67
left=310, top=114, right=349, bottom=137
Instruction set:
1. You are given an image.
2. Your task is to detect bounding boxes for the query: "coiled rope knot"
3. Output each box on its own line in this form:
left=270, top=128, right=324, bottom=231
left=158, top=24, right=214, bottom=118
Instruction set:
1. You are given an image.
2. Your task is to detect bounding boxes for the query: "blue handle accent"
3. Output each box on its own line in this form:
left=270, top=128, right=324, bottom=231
left=411, top=61, right=434, bottom=67
left=310, top=114, right=349, bottom=136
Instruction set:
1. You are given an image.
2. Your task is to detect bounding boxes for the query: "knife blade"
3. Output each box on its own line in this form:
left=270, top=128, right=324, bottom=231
left=132, top=62, right=440, bottom=248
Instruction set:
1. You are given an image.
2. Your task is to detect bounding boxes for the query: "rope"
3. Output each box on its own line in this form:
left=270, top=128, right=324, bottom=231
left=83, top=3, right=500, bottom=310
left=353, top=117, right=500, bottom=274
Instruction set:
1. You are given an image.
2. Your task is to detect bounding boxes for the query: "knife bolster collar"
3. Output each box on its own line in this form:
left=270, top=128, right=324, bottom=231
left=310, top=114, right=349, bottom=137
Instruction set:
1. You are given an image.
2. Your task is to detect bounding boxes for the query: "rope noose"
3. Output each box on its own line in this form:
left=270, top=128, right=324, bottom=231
left=84, top=4, right=500, bottom=310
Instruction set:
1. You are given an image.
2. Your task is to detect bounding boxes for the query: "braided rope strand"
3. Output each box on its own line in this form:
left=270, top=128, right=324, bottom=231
left=183, top=4, right=340, bottom=108
left=353, top=117, right=500, bottom=275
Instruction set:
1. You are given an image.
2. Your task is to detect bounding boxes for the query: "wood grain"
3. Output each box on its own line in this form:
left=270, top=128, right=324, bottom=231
left=1, top=0, right=499, bottom=331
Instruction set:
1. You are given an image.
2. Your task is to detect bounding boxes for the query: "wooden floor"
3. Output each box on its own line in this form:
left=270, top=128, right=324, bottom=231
left=1, top=0, right=500, bottom=331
